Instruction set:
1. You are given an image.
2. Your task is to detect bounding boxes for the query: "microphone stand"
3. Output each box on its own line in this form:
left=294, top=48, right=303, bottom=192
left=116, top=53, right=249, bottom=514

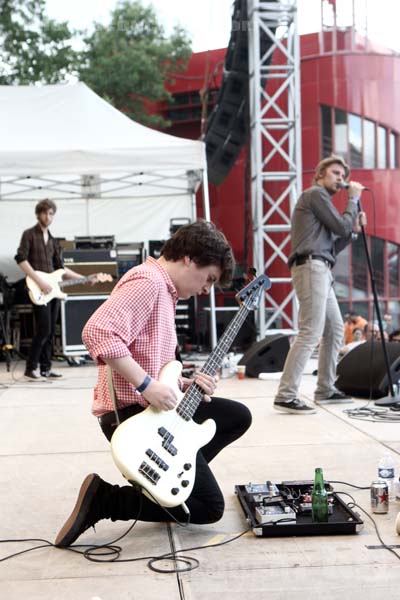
left=356, top=197, right=400, bottom=407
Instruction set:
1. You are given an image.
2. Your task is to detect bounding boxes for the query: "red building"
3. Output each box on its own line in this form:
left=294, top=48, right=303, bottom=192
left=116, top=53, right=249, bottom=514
left=154, top=30, right=400, bottom=330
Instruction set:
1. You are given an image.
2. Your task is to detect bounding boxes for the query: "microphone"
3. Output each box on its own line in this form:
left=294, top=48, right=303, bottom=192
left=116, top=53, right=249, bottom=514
left=338, top=182, right=370, bottom=191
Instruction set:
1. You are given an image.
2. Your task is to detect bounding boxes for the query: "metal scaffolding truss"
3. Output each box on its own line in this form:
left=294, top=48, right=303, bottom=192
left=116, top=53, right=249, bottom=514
left=248, top=0, right=302, bottom=338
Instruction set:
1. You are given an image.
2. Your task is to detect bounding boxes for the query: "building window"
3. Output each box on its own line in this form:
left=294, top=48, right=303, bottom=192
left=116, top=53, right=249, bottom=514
left=363, top=119, right=375, bottom=168
left=335, top=237, right=400, bottom=329
left=388, top=242, right=400, bottom=296
left=321, top=105, right=332, bottom=157
left=334, top=109, right=348, bottom=160
left=165, top=89, right=218, bottom=123
left=351, top=302, right=369, bottom=320
left=349, top=113, right=362, bottom=168
left=334, top=245, right=350, bottom=298
left=371, top=236, right=385, bottom=296
left=321, top=105, right=398, bottom=170
left=389, top=132, right=398, bottom=168
left=351, top=236, right=368, bottom=298
left=378, top=126, right=387, bottom=168
left=388, top=301, right=400, bottom=330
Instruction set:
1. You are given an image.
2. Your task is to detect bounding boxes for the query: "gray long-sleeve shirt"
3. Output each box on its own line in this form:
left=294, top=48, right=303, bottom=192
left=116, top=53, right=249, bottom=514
left=287, top=184, right=358, bottom=268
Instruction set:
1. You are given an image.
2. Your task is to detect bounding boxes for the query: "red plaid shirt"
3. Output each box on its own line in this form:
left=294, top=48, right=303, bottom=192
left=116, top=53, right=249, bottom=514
left=83, top=257, right=178, bottom=416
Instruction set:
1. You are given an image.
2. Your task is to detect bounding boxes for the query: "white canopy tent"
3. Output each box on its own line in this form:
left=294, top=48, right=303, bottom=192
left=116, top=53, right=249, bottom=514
left=0, top=82, right=217, bottom=344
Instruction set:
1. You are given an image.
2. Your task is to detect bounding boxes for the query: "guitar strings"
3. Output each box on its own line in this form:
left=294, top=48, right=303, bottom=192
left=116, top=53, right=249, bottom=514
left=150, top=303, right=252, bottom=491
left=179, top=303, right=250, bottom=420
left=168, top=303, right=250, bottom=440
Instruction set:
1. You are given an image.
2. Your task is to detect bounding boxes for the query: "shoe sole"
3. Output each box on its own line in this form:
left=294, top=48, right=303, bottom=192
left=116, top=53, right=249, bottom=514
left=315, top=399, right=353, bottom=405
left=55, top=473, right=100, bottom=547
left=274, top=405, right=316, bottom=414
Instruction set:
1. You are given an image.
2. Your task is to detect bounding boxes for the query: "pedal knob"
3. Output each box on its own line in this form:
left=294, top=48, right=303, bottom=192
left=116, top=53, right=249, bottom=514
left=183, top=463, right=192, bottom=471
left=171, top=488, right=179, bottom=495
left=181, top=480, right=189, bottom=488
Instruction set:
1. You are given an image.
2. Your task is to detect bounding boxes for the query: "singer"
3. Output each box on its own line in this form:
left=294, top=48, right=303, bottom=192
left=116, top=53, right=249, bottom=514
left=274, top=155, right=366, bottom=414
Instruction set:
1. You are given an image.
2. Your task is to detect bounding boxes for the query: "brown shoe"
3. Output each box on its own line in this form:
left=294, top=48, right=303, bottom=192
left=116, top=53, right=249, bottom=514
left=55, top=474, right=102, bottom=547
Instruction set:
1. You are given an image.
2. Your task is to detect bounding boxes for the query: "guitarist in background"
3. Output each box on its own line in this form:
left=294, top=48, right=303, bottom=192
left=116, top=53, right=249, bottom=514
left=15, top=199, right=97, bottom=380
left=55, top=220, right=252, bottom=547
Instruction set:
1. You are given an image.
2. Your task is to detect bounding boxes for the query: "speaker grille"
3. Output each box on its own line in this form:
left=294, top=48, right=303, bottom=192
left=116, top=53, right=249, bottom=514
left=238, top=334, right=290, bottom=377
left=336, top=341, right=400, bottom=398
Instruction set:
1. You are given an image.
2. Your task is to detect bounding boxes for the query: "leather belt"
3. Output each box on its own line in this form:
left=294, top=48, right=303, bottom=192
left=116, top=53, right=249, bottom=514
left=292, top=254, right=333, bottom=269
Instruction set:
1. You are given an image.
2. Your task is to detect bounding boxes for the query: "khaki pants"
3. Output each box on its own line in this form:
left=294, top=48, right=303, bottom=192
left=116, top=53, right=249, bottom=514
left=275, top=259, right=344, bottom=403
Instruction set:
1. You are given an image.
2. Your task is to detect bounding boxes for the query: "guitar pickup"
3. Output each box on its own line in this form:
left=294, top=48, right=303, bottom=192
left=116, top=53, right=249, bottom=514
left=139, top=461, right=161, bottom=485
left=146, top=448, right=169, bottom=471
left=158, top=426, right=174, bottom=444
left=157, top=427, right=177, bottom=455
left=162, top=441, right=177, bottom=456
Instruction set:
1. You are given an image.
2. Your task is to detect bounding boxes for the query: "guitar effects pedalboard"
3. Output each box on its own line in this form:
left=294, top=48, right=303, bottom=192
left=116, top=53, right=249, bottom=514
left=235, top=480, right=364, bottom=537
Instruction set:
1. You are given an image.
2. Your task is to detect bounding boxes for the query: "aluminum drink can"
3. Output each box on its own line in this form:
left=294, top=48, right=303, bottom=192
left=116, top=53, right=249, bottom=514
left=370, top=480, right=389, bottom=513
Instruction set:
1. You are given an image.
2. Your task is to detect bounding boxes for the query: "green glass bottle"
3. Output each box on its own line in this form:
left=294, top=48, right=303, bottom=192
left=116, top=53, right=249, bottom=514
left=312, top=467, right=328, bottom=522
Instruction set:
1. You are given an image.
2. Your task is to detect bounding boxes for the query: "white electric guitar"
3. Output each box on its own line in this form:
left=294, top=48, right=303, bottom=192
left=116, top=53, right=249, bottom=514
left=26, top=268, right=113, bottom=306
left=111, top=274, right=271, bottom=508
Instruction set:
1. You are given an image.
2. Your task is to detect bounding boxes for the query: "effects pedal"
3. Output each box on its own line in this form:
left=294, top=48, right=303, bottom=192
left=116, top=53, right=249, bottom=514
left=255, top=504, right=296, bottom=525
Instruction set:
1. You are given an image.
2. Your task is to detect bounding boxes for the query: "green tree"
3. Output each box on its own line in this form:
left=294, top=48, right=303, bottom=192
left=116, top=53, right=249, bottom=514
left=0, top=0, right=78, bottom=84
left=77, top=0, right=192, bottom=127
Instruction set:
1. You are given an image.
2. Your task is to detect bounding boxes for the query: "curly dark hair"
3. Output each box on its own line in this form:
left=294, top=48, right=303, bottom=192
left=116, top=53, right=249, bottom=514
left=161, top=220, right=235, bottom=287
left=35, top=199, right=57, bottom=215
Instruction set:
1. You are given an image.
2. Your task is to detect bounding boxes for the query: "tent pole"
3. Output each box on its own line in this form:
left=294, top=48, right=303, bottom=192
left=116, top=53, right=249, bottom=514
left=201, top=169, right=217, bottom=349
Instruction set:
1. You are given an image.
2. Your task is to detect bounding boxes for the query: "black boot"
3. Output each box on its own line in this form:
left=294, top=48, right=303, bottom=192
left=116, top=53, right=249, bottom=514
left=55, top=473, right=110, bottom=547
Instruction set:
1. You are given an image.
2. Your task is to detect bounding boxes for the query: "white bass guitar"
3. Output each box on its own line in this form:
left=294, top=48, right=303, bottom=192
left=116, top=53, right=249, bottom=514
left=26, top=269, right=112, bottom=306
left=111, top=274, right=271, bottom=508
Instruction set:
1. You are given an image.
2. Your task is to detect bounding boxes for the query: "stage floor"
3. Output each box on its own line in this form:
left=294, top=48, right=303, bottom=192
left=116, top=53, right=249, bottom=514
left=0, top=356, right=400, bottom=599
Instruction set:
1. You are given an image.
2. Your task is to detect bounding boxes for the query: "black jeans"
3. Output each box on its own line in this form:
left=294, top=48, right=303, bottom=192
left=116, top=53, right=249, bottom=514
left=26, top=299, right=60, bottom=372
left=98, top=397, right=252, bottom=524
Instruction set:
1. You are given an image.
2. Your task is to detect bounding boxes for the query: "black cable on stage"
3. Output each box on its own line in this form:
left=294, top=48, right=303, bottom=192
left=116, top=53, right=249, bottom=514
left=334, top=490, right=400, bottom=562
left=330, top=479, right=371, bottom=490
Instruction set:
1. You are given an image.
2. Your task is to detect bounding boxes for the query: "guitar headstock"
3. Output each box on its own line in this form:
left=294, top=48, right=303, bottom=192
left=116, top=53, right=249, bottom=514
left=235, top=274, right=271, bottom=310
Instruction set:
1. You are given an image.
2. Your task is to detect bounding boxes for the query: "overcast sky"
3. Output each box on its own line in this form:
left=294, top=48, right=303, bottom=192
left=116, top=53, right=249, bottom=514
left=45, top=0, right=400, bottom=53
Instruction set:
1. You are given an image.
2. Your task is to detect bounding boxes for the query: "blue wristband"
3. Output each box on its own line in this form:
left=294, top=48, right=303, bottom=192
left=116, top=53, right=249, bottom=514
left=136, top=374, right=152, bottom=394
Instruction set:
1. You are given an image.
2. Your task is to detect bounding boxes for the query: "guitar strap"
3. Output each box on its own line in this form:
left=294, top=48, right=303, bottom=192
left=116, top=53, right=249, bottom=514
left=106, top=365, right=121, bottom=426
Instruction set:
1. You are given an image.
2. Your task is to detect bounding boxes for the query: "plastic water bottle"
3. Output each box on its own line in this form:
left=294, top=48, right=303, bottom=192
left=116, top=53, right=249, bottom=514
left=378, top=452, right=396, bottom=500
left=228, top=352, right=235, bottom=375
left=221, top=355, right=231, bottom=379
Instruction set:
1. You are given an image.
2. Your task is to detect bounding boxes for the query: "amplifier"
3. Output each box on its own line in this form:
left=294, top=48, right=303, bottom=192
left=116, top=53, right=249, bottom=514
left=75, top=235, right=115, bottom=249
left=149, top=240, right=166, bottom=259
left=61, top=295, right=108, bottom=355
left=62, top=248, right=117, bottom=263
left=63, top=262, right=118, bottom=295
left=116, top=243, right=144, bottom=277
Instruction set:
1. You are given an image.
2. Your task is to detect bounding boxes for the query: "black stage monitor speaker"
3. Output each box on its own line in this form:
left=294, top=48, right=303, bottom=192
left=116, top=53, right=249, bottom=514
left=61, top=295, right=108, bottom=355
left=238, top=334, right=290, bottom=377
left=336, top=341, right=400, bottom=399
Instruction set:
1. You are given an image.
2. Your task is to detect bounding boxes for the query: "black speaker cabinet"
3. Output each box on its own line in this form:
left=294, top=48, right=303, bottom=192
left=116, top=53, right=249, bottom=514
left=61, top=295, right=108, bottom=355
left=238, top=334, right=290, bottom=377
left=336, top=341, right=400, bottom=399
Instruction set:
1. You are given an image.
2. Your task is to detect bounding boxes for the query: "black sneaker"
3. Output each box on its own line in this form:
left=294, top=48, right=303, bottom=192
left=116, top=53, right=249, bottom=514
left=41, top=370, right=62, bottom=378
left=316, top=391, right=353, bottom=404
left=55, top=473, right=103, bottom=547
left=274, top=399, right=316, bottom=414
